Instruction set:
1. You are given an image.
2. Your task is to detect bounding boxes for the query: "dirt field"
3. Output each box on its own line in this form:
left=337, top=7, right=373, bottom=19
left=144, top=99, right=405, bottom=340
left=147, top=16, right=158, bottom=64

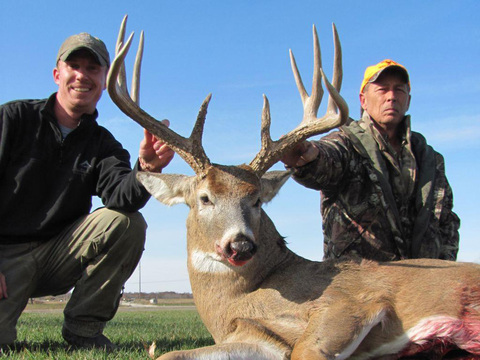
left=23, top=300, right=196, bottom=313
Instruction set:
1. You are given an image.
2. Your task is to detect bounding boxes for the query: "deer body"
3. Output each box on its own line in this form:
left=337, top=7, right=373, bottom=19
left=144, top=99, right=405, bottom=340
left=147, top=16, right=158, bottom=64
left=108, top=16, right=480, bottom=359
left=139, top=167, right=480, bottom=360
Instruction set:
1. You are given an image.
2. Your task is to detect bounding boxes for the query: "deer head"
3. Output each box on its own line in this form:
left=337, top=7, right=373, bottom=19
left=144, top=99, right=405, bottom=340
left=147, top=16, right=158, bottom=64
left=107, top=15, right=348, bottom=270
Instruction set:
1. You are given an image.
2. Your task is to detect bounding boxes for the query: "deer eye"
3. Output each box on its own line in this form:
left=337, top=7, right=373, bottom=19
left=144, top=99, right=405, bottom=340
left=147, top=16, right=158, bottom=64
left=200, top=195, right=212, bottom=206
left=253, top=198, right=262, bottom=208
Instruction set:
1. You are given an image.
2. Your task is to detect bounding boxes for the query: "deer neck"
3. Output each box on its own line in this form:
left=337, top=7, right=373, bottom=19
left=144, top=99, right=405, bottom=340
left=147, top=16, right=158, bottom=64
left=186, top=209, right=293, bottom=289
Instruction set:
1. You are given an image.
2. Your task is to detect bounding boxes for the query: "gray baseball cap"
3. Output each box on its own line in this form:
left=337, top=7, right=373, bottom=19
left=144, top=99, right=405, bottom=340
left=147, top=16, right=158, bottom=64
left=57, top=32, right=110, bottom=67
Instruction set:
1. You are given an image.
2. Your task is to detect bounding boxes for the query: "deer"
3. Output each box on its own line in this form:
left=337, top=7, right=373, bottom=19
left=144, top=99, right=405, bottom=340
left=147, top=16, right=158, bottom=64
left=107, top=15, right=480, bottom=360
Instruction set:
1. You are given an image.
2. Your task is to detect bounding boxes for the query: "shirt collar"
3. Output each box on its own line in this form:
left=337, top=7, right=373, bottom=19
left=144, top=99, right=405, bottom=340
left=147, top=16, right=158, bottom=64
left=41, top=92, right=99, bottom=124
left=359, top=112, right=412, bottom=151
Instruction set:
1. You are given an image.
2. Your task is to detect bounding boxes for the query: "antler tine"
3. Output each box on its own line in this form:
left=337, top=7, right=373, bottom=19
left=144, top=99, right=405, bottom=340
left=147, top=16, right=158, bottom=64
left=260, top=95, right=272, bottom=151
left=244, top=111, right=278, bottom=178
left=327, top=23, right=342, bottom=113
left=249, top=24, right=349, bottom=176
left=190, top=93, right=212, bottom=170
left=248, top=95, right=274, bottom=173
left=114, top=15, right=128, bottom=93
left=107, top=15, right=212, bottom=174
left=310, top=25, right=324, bottom=119
left=319, top=67, right=348, bottom=129
left=289, top=25, right=324, bottom=123
left=131, top=30, right=144, bottom=104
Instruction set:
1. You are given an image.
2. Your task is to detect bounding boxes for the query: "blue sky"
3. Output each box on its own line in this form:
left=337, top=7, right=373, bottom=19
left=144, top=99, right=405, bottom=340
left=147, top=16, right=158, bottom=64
left=1, top=1, right=479, bottom=293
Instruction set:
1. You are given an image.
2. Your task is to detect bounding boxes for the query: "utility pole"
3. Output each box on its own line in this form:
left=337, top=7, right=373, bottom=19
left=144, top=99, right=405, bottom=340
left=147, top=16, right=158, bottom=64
left=139, top=260, right=142, bottom=295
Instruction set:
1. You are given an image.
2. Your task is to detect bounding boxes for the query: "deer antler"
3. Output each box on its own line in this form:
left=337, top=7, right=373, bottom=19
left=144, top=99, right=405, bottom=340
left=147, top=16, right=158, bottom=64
left=107, top=15, right=212, bottom=175
left=249, top=24, right=348, bottom=176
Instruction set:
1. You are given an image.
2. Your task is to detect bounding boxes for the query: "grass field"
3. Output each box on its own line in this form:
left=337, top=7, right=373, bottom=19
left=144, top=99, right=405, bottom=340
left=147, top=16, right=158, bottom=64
left=4, top=304, right=476, bottom=359
left=3, top=303, right=214, bottom=359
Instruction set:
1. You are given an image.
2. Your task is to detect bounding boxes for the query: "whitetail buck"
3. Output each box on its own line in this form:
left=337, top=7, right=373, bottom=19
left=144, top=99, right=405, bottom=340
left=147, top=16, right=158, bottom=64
left=108, top=15, right=480, bottom=360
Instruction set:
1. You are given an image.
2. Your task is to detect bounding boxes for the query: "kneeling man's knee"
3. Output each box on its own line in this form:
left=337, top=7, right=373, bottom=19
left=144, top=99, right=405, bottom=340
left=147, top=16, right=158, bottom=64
left=93, top=208, right=147, bottom=251
left=121, top=211, right=147, bottom=242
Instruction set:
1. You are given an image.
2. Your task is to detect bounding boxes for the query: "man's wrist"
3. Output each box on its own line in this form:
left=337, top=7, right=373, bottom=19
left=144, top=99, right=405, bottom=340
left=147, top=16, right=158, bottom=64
left=139, top=157, right=157, bottom=172
left=284, top=162, right=309, bottom=178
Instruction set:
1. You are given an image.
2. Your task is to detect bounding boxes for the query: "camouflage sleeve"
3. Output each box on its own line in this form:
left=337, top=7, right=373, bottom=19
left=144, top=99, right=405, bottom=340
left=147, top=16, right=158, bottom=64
left=435, top=152, right=460, bottom=260
left=289, top=131, right=352, bottom=192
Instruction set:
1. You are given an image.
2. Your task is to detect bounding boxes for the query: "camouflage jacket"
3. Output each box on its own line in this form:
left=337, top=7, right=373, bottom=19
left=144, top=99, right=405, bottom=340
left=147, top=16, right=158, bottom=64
left=291, top=114, right=460, bottom=261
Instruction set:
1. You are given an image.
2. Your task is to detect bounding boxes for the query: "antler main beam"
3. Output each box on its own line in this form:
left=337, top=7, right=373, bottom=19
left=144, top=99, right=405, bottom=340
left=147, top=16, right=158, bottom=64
left=107, top=15, right=212, bottom=175
left=249, top=24, right=349, bottom=176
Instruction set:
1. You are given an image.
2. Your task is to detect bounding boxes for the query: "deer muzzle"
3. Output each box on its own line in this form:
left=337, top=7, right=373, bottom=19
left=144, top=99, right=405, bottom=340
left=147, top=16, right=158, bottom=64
left=218, top=234, right=257, bottom=267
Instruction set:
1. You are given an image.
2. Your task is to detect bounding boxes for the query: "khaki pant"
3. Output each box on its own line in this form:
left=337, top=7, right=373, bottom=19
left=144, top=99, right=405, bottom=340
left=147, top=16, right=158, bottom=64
left=0, top=208, right=147, bottom=344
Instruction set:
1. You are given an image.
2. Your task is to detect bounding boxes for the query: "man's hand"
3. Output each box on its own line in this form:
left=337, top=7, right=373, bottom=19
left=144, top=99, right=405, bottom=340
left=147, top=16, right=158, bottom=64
left=281, top=140, right=319, bottom=168
left=0, top=272, right=7, bottom=300
left=138, top=120, right=175, bottom=172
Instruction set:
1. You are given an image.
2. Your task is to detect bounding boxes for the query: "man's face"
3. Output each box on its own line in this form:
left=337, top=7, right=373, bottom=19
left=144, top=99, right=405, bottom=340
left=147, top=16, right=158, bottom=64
left=53, top=49, right=107, bottom=116
left=359, top=71, right=411, bottom=132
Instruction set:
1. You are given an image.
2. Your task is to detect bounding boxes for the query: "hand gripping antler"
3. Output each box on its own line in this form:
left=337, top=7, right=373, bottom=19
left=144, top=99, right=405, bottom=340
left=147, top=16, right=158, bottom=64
left=107, top=15, right=212, bottom=175
left=249, top=24, right=348, bottom=176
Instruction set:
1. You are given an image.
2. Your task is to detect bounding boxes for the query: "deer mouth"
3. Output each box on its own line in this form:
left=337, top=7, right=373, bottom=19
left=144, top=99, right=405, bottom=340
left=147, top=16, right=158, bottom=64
left=217, top=236, right=257, bottom=267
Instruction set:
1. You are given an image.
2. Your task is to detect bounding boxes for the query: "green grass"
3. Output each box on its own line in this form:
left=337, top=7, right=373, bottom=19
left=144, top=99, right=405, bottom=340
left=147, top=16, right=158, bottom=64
left=3, top=309, right=214, bottom=359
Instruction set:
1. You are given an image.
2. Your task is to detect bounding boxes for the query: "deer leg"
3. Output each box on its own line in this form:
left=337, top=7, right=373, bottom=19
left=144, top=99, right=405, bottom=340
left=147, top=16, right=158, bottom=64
left=154, top=342, right=287, bottom=360
left=291, top=301, right=389, bottom=360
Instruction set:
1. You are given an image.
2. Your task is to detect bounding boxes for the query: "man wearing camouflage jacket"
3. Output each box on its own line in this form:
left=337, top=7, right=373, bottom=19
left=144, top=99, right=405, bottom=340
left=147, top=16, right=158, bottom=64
left=282, top=59, right=459, bottom=261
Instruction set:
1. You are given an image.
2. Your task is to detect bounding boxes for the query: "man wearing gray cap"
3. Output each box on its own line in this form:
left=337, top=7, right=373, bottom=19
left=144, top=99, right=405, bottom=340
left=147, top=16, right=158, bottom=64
left=282, top=59, right=459, bottom=262
left=0, top=32, right=174, bottom=351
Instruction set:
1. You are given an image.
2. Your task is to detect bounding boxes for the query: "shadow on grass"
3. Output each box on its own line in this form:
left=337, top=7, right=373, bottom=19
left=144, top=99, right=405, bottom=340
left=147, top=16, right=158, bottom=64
left=1, top=340, right=71, bottom=357
left=2, top=337, right=215, bottom=358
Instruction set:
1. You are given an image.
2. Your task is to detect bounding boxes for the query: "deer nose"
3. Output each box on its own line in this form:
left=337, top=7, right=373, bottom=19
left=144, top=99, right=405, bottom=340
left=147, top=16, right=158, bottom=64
left=224, top=234, right=257, bottom=266
left=231, top=237, right=256, bottom=256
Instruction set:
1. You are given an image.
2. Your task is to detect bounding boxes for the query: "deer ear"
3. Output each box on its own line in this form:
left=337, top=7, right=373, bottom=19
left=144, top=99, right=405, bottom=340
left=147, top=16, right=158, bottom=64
left=260, top=170, right=291, bottom=203
left=137, top=172, right=193, bottom=206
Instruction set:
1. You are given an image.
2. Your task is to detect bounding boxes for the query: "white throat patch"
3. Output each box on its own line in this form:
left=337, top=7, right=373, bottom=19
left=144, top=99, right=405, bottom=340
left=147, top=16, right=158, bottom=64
left=190, top=249, right=233, bottom=274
